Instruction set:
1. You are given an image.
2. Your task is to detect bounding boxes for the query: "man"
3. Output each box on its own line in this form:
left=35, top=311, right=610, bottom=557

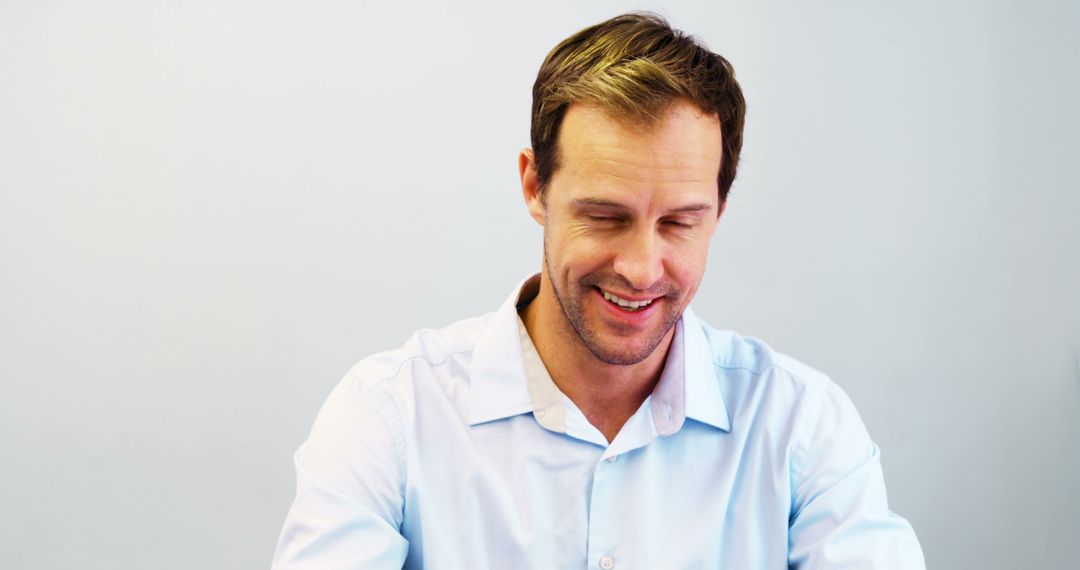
left=272, top=13, right=925, bottom=569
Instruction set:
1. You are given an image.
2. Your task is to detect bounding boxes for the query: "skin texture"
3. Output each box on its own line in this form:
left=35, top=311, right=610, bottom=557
left=518, top=99, right=726, bottom=442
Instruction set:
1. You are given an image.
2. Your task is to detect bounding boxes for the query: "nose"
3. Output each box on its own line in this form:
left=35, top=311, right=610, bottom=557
left=612, top=226, right=664, bottom=291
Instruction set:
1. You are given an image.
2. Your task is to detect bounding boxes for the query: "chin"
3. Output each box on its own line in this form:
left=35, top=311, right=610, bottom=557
left=582, top=322, right=675, bottom=366
left=588, top=344, right=657, bottom=366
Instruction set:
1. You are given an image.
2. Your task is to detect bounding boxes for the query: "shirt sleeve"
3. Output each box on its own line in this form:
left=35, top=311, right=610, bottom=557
left=787, top=381, right=926, bottom=569
left=271, top=373, right=409, bottom=569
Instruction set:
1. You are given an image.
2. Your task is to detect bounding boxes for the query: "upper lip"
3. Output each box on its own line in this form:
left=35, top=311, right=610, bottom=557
left=598, top=287, right=662, bottom=302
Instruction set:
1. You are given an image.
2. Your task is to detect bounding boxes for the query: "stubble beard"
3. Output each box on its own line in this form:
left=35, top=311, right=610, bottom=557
left=543, top=242, right=682, bottom=366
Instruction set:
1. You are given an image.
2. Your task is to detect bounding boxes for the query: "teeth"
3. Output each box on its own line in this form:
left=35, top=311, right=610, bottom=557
left=602, top=290, right=654, bottom=309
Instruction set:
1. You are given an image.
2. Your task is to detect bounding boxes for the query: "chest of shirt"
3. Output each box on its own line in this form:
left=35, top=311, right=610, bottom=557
left=397, top=411, right=793, bottom=570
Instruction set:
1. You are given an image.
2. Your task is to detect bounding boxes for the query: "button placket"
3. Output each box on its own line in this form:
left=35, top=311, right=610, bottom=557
left=587, top=454, right=621, bottom=570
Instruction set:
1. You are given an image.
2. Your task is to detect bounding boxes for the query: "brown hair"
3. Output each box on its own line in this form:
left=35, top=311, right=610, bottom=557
left=530, top=12, right=746, bottom=204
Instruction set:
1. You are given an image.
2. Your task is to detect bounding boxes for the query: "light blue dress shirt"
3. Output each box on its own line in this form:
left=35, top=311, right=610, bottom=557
left=272, top=274, right=925, bottom=569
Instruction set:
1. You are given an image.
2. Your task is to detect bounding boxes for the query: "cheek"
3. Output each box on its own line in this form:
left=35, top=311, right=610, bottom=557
left=549, top=223, right=610, bottom=263
left=666, top=240, right=711, bottom=284
left=561, top=242, right=610, bottom=277
left=544, top=236, right=589, bottom=282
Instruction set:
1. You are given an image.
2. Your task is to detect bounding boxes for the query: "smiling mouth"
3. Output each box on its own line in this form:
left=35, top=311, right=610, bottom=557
left=598, top=288, right=659, bottom=312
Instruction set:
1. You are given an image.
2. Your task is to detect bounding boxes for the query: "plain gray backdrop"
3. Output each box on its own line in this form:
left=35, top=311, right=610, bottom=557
left=2, top=0, right=1078, bottom=568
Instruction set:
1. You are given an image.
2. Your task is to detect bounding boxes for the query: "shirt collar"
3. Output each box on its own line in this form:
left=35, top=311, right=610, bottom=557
left=680, top=305, right=731, bottom=432
left=468, top=273, right=730, bottom=434
left=467, top=274, right=538, bottom=426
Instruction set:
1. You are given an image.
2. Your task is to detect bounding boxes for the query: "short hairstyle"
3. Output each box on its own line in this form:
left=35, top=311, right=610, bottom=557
left=530, top=12, right=746, bottom=205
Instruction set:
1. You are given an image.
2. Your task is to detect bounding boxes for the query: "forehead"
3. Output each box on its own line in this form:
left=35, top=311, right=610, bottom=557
left=553, top=100, right=723, bottom=203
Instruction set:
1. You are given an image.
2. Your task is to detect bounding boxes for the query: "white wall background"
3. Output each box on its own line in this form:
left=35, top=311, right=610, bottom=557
left=2, top=0, right=1077, bottom=568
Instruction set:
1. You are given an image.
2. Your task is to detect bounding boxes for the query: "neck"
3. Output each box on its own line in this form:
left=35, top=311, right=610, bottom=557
left=520, top=271, right=673, bottom=442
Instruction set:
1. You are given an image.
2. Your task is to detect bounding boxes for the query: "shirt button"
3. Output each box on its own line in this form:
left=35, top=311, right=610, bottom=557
left=599, top=555, right=615, bottom=569
left=606, top=455, right=617, bottom=463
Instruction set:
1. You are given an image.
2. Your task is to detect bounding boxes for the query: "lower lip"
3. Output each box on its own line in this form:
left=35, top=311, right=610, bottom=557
left=594, top=288, right=661, bottom=325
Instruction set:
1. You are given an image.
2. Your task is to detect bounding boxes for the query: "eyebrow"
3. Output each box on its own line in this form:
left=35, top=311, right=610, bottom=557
left=571, top=197, right=714, bottom=215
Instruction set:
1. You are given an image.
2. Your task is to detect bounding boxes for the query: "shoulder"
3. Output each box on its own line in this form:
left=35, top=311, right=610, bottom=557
left=313, top=310, right=497, bottom=437
left=695, top=317, right=833, bottom=393
left=296, top=309, right=501, bottom=511
left=339, top=311, right=494, bottom=393
left=688, top=313, right=857, bottom=437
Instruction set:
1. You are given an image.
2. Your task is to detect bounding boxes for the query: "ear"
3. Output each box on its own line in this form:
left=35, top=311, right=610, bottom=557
left=519, top=148, right=545, bottom=226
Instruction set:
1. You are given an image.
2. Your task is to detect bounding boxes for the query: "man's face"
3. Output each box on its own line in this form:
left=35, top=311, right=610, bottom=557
left=527, top=99, right=724, bottom=365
